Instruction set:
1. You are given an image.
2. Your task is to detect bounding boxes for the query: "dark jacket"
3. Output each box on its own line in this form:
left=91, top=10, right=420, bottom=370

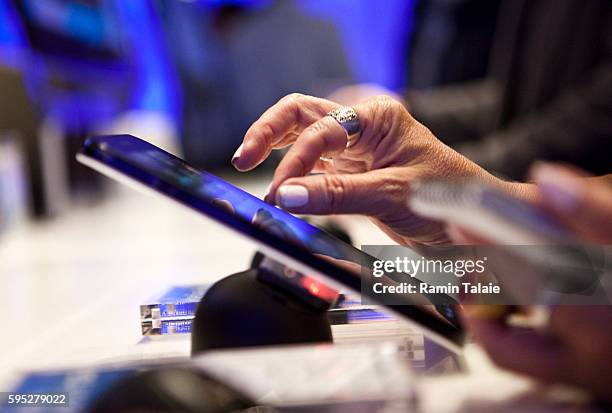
left=412, top=0, right=612, bottom=179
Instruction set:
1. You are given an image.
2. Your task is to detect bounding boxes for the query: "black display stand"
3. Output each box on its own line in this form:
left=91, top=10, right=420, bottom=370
left=191, top=267, right=333, bottom=355
left=93, top=260, right=335, bottom=412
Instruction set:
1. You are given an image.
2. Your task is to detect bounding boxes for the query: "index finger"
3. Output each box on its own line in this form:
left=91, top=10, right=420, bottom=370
left=462, top=308, right=569, bottom=382
left=531, top=163, right=612, bottom=243
left=232, top=93, right=337, bottom=171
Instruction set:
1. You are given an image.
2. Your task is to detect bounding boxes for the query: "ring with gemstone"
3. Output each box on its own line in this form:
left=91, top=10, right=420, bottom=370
left=327, top=106, right=361, bottom=148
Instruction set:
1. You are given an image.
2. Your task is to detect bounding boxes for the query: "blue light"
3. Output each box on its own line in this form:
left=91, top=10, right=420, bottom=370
left=114, top=1, right=182, bottom=123
left=298, top=0, right=414, bottom=91
left=0, top=2, right=24, bottom=45
left=65, top=2, right=106, bottom=47
left=0, top=1, right=27, bottom=68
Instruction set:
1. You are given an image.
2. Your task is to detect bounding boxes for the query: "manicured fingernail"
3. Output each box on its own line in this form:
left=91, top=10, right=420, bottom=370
left=263, top=182, right=273, bottom=201
left=277, top=185, right=309, bottom=208
left=231, top=144, right=243, bottom=167
left=531, top=163, right=582, bottom=214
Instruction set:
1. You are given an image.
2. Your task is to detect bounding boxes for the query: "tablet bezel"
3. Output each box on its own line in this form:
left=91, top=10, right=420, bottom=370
left=77, top=135, right=465, bottom=352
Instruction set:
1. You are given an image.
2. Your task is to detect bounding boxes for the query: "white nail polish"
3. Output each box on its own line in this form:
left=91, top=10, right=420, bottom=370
left=232, top=144, right=243, bottom=161
left=263, top=182, right=273, bottom=200
left=532, top=164, right=581, bottom=213
left=278, top=185, right=309, bottom=208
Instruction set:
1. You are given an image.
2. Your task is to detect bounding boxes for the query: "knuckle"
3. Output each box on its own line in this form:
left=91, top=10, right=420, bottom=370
left=255, top=122, right=276, bottom=147
left=375, top=94, right=395, bottom=105
left=359, top=95, right=406, bottom=138
left=380, top=95, right=405, bottom=114
left=290, top=153, right=309, bottom=177
left=306, top=119, right=339, bottom=150
left=369, top=94, right=402, bottom=115
left=323, top=174, right=349, bottom=211
left=381, top=179, right=406, bottom=205
left=372, top=94, right=396, bottom=109
left=313, top=117, right=348, bottom=150
left=309, top=119, right=328, bottom=134
left=282, top=92, right=305, bottom=104
left=280, top=93, right=306, bottom=126
left=376, top=179, right=407, bottom=215
left=308, top=117, right=336, bottom=142
left=375, top=96, right=410, bottom=140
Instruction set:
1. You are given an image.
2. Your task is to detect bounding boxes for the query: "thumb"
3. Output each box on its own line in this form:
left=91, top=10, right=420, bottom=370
left=274, top=171, right=405, bottom=216
left=531, top=163, right=612, bottom=243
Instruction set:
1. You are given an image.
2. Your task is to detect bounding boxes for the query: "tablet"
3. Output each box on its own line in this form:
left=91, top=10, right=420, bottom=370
left=77, top=135, right=465, bottom=351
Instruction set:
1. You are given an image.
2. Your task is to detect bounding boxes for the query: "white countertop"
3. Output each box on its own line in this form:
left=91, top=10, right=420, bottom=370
left=0, top=176, right=393, bottom=386
left=0, top=176, right=593, bottom=411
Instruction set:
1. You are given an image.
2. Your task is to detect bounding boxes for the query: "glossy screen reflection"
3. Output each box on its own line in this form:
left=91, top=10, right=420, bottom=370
left=131, top=149, right=364, bottom=266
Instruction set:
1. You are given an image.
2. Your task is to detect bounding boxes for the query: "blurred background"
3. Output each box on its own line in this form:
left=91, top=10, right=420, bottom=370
left=0, top=0, right=423, bottom=386
left=0, top=0, right=410, bottom=225
left=3, top=0, right=609, bottom=231
left=0, top=0, right=612, bottom=229
left=1, top=0, right=610, bottom=399
left=0, top=0, right=501, bottom=384
left=0, top=0, right=502, bottom=228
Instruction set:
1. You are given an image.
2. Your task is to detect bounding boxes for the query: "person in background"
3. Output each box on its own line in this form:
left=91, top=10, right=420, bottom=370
left=232, top=92, right=612, bottom=401
left=453, top=166, right=612, bottom=404
left=162, top=0, right=352, bottom=169
left=334, top=0, right=612, bottom=180
left=408, top=0, right=501, bottom=88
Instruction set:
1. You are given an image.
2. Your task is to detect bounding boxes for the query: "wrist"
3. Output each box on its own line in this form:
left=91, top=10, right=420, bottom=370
left=461, top=154, right=537, bottom=202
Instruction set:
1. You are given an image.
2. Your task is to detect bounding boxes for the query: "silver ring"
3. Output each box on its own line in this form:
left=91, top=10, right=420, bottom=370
left=327, top=106, right=361, bottom=148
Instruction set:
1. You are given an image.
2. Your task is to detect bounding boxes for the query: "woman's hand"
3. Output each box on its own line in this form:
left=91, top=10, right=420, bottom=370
left=464, top=305, right=612, bottom=403
left=232, top=93, right=528, bottom=245
left=458, top=165, right=612, bottom=402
